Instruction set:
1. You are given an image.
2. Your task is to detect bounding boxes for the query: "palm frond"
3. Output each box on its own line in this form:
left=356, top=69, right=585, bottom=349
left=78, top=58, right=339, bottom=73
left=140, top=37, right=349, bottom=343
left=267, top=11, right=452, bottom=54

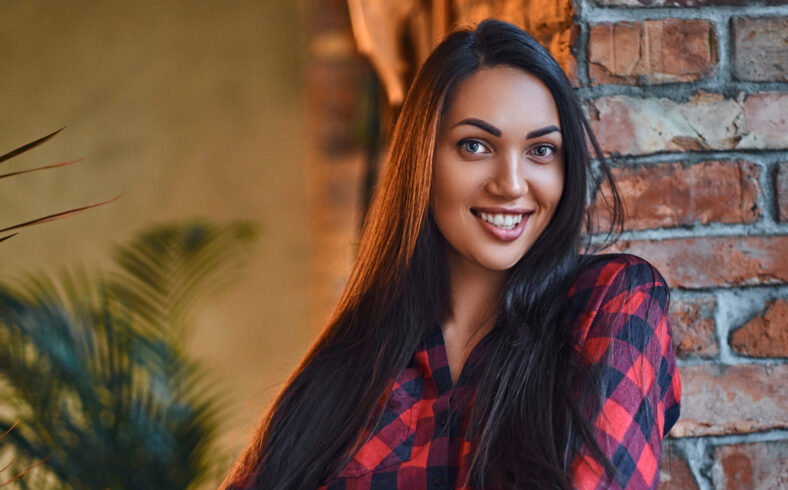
left=110, top=220, right=257, bottom=338
left=0, top=220, right=256, bottom=488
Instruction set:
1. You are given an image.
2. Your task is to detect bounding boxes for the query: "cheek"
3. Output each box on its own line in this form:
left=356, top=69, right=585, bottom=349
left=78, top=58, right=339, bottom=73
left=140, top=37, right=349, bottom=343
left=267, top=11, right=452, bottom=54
left=431, top=158, right=469, bottom=211
left=532, top=165, right=565, bottom=212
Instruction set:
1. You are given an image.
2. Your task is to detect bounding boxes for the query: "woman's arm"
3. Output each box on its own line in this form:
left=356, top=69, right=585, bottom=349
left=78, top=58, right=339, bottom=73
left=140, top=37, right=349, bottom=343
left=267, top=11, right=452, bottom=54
left=570, top=256, right=681, bottom=489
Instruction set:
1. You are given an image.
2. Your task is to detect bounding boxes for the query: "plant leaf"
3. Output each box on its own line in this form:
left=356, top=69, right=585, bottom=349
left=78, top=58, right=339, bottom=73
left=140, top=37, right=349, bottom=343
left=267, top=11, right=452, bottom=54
left=0, top=194, right=121, bottom=234
left=0, top=128, right=64, bottom=165
left=0, top=219, right=255, bottom=488
left=0, top=158, right=82, bottom=180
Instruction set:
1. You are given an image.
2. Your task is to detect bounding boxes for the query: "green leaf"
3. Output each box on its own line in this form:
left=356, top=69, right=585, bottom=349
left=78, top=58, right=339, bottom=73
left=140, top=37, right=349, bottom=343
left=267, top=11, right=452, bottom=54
left=0, top=219, right=256, bottom=489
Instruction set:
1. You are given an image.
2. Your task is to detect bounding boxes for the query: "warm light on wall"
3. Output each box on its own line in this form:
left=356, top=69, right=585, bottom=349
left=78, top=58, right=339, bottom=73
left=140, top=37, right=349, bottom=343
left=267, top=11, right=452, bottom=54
left=347, top=0, right=575, bottom=107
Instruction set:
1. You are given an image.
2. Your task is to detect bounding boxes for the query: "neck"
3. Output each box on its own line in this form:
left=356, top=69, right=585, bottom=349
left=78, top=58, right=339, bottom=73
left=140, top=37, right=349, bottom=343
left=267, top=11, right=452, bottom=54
left=442, top=250, right=507, bottom=347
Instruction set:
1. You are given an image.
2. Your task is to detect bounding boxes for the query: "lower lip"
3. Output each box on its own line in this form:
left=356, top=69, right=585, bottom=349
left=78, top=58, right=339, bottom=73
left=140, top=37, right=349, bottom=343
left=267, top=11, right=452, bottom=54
left=474, top=213, right=529, bottom=241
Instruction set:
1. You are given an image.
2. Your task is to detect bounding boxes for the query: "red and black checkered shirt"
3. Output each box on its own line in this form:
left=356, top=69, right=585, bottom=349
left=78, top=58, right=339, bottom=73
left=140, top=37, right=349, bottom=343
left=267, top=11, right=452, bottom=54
left=319, top=254, right=681, bottom=489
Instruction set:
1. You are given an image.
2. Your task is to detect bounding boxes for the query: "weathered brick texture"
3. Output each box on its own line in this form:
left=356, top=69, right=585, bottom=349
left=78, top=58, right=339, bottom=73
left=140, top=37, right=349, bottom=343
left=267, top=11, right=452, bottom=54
left=672, top=364, right=788, bottom=437
left=730, top=298, right=788, bottom=358
left=592, top=160, right=761, bottom=231
left=586, top=91, right=788, bottom=156
left=669, top=297, right=718, bottom=359
left=588, top=20, right=716, bottom=85
left=710, top=440, right=788, bottom=489
left=611, top=236, right=788, bottom=288
left=659, top=447, right=700, bottom=490
left=744, top=92, right=788, bottom=149
left=593, top=0, right=767, bottom=6
left=777, top=162, right=788, bottom=223
left=732, top=17, right=788, bottom=82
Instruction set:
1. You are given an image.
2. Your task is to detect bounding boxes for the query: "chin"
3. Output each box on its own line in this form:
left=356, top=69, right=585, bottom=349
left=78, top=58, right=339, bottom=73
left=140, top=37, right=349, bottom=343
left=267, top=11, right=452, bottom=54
left=479, top=255, right=525, bottom=272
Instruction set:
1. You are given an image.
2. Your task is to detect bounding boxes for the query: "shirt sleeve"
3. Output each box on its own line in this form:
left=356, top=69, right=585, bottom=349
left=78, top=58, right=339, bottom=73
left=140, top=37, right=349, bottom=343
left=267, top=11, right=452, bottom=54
left=570, top=255, right=681, bottom=490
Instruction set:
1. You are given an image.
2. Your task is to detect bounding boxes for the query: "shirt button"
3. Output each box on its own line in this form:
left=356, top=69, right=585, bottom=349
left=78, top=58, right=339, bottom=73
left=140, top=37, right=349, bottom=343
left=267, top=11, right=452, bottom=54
left=433, top=475, right=445, bottom=486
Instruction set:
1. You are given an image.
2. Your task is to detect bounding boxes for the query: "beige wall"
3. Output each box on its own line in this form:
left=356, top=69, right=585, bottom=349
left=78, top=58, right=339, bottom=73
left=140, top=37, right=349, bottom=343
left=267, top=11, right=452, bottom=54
left=0, top=0, right=311, bottom=481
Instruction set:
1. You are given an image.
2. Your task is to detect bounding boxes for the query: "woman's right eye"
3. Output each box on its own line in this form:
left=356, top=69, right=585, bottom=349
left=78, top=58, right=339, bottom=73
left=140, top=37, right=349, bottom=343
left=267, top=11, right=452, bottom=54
left=458, top=139, right=488, bottom=155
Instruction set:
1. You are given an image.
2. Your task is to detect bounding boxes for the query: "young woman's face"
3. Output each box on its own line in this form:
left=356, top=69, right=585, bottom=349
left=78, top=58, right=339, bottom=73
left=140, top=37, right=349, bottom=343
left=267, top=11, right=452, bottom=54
left=431, top=65, right=565, bottom=273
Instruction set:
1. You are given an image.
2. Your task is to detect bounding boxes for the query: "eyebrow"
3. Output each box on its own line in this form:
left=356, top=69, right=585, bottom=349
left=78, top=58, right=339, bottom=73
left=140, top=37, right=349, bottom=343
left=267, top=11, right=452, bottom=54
left=526, top=125, right=561, bottom=139
left=453, top=118, right=501, bottom=137
left=452, top=118, right=561, bottom=139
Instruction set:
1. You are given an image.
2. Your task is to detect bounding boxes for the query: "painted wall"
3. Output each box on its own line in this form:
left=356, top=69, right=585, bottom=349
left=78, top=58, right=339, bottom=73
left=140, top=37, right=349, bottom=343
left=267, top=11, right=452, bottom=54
left=0, top=0, right=311, bottom=482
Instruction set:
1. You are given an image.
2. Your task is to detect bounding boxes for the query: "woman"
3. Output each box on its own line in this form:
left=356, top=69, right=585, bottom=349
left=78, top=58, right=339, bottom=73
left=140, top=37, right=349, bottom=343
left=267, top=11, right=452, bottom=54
left=224, top=19, right=680, bottom=489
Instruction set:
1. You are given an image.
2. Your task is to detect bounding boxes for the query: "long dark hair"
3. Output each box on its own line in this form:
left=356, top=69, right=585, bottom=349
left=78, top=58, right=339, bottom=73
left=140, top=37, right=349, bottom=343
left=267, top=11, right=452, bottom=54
left=222, top=19, right=623, bottom=489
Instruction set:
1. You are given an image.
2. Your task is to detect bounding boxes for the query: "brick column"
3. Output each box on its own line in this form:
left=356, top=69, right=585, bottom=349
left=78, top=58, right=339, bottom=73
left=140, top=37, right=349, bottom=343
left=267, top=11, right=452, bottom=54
left=305, top=0, right=370, bottom=332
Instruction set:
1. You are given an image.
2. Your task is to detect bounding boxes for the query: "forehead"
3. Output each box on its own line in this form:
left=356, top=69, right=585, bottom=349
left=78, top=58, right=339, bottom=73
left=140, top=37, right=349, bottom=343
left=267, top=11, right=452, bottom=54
left=441, top=66, right=561, bottom=132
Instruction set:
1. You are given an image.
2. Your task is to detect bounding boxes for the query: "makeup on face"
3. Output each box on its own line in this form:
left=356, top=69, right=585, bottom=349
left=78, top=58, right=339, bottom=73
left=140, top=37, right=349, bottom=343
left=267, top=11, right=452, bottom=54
left=430, top=65, right=565, bottom=274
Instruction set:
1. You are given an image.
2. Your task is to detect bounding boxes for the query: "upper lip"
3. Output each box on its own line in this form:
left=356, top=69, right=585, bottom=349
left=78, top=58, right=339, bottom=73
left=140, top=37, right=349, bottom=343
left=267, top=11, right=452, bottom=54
left=471, top=206, right=532, bottom=215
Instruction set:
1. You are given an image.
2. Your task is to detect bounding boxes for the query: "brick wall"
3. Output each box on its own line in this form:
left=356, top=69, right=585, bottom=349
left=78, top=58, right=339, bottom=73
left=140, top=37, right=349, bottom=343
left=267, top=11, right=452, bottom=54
left=574, top=1, right=788, bottom=487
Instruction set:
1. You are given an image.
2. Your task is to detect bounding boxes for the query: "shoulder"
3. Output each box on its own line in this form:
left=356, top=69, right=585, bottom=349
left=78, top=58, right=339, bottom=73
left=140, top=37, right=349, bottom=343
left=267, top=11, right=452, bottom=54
left=568, top=253, right=668, bottom=315
left=569, top=255, right=682, bottom=487
left=568, top=253, right=670, bottom=348
left=570, top=253, right=668, bottom=298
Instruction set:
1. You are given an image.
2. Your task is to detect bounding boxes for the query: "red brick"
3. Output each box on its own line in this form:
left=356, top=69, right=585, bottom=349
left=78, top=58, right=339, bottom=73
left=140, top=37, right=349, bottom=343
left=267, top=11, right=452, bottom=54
left=659, top=447, right=699, bottom=490
left=568, top=23, right=580, bottom=88
left=568, top=51, right=579, bottom=88
left=593, top=0, right=755, bottom=5
left=730, top=298, right=788, bottom=358
left=306, top=49, right=367, bottom=158
left=589, top=20, right=716, bottom=85
left=672, top=364, right=788, bottom=437
left=743, top=93, right=788, bottom=149
left=732, top=17, right=788, bottom=82
left=669, top=297, right=718, bottom=359
left=592, top=160, right=761, bottom=231
left=587, top=91, right=788, bottom=156
left=611, top=236, right=788, bottom=289
left=778, top=162, right=788, bottom=223
left=711, top=440, right=788, bottom=489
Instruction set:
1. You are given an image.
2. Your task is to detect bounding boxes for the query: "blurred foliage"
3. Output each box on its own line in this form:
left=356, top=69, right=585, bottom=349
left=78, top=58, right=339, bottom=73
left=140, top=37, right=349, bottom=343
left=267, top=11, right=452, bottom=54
left=0, top=220, right=256, bottom=488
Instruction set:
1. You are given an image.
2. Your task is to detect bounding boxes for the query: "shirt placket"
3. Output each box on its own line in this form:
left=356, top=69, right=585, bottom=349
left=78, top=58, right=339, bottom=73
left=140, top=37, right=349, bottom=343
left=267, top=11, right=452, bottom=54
left=424, top=325, right=488, bottom=489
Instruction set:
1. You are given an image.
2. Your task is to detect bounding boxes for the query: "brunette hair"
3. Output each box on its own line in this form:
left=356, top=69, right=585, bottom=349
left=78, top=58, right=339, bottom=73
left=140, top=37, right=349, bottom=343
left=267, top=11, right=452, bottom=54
left=223, top=19, right=623, bottom=489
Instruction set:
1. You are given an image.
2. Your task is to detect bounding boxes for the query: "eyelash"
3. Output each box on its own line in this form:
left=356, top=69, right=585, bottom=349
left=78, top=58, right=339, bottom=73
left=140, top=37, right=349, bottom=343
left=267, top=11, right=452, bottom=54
left=457, top=139, right=558, bottom=160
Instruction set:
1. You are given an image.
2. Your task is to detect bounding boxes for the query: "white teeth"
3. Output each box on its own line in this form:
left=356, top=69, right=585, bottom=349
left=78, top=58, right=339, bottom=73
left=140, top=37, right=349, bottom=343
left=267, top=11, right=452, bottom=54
left=478, top=212, right=524, bottom=230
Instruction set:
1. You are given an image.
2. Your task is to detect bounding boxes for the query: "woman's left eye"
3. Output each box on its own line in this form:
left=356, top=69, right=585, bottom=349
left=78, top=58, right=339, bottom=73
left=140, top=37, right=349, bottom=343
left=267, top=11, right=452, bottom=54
left=530, top=144, right=556, bottom=159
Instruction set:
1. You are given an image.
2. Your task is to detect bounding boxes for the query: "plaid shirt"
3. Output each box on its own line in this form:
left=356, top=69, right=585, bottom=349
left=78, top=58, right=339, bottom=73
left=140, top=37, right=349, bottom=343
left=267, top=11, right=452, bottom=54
left=319, top=254, right=681, bottom=489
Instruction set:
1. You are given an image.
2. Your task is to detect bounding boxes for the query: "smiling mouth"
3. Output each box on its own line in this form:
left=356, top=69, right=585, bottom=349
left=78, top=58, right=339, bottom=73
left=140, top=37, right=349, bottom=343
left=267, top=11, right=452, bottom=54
left=471, top=209, right=530, bottom=230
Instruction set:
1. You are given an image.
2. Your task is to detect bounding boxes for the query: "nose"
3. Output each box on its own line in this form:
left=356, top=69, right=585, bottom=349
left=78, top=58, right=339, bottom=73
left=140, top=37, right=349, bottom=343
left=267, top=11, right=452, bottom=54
left=487, top=150, right=527, bottom=198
